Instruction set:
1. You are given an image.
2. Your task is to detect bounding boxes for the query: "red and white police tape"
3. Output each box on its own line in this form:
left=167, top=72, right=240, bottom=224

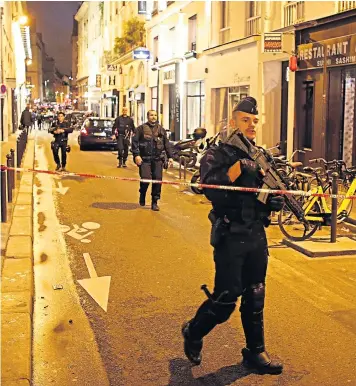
left=1, top=165, right=356, bottom=200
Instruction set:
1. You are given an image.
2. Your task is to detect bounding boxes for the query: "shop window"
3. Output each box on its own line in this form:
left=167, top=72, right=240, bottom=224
left=186, top=81, right=205, bottom=136
left=188, top=15, right=197, bottom=52
left=303, top=81, right=314, bottom=149
left=151, top=87, right=158, bottom=111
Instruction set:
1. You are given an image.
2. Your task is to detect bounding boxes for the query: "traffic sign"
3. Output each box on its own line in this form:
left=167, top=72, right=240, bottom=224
left=0, top=84, right=7, bottom=94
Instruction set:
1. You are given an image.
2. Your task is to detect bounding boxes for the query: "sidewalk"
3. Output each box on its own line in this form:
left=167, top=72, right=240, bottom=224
left=1, top=133, right=35, bottom=386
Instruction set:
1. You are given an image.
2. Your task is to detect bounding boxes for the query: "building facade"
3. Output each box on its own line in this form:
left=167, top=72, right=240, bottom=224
left=0, top=1, right=30, bottom=141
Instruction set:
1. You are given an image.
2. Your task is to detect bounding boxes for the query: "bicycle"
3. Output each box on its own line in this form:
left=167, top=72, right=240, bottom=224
left=278, top=165, right=356, bottom=241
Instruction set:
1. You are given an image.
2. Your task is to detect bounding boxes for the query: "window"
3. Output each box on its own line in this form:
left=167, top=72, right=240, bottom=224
left=122, top=1, right=126, bottom=6
left=188, top=15, right=197, bottom=51
left=151, top=87, right=158, bottom=111
left=186, top=81, right=205, bottom=136
left=153, top=36, right=159, bottom=63
left=221, top=1, right=229, bottom=29
left=248, top=1, right=261, bottom=17
left=303, top=81, right=314, bottom=149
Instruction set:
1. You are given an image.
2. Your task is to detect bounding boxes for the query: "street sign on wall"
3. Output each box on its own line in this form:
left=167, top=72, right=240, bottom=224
left=107, top=64, right=118, bottom=72
left=263, top=33, right=282, bottom=53
left=133, top=48, right=150, bottom=60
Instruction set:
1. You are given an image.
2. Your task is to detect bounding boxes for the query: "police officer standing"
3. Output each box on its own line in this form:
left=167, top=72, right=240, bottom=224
left=181, top=97, right=285, bottom=373
left=112, top=107, right=135, bottom=168
left=131, top=110, right=174, bottom=211
left=49, top=111, right=73, bottom=171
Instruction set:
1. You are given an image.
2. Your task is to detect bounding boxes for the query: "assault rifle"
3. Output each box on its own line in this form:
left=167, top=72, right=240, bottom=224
left=225, top=130, right=309, bottom=228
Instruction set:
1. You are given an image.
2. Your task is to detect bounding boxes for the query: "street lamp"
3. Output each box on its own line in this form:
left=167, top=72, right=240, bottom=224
left=26, top=59, right=32, bottom=66
left=18, top=15, right=28, bottom=25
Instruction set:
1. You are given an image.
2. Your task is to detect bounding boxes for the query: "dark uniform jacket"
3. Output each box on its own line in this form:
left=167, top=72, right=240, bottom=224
left=49, top=120, right=73, bottom=142
left=20, top=109, right=33, bottom=127
left=112, top=115, right=135, bottom=136
left=131, top=121, right=173, bottom=160
left=200, top=143, right=271, bottom=224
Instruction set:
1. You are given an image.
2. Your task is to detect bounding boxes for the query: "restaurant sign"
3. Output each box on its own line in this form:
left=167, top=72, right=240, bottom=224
left=297, top=34, right=356, bottom=70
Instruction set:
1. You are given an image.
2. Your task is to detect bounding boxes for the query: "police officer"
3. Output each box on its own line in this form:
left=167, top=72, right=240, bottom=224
left=131, top=110, right=174, bottom=211
left=181, top=97, right=285, bottom=374
left=112, top=107, right=135, bottom=168
left=49, top=111, right=73, bottom=171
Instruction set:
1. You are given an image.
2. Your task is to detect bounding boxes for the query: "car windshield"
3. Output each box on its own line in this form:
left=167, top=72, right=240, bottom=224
left=87, top=120, right=113, bottom=128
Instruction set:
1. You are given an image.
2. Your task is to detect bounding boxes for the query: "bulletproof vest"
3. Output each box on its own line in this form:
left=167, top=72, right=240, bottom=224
left=117, top=116, right=132, bottom=135
left=139, top=123, right=164, bottom=158
left=53, top=121, right=69, bottom=143
left=207, top=144, right=268, bottom=223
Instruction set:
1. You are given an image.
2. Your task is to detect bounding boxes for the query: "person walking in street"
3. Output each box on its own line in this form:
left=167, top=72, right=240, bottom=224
left=131, top=110, right=174, bottom=211
left=181, top=97, right=285, bottom=374
left=37, top=113, right=43, bottom=130
left=112, top=107, right=135, bottom=168
left=20, top=104, right=34, bottom=131
left=49, top=111, right=73, bottom=172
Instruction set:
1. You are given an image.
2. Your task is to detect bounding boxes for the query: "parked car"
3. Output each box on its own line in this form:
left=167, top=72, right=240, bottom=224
left=78, top=117, right=116, bottom=150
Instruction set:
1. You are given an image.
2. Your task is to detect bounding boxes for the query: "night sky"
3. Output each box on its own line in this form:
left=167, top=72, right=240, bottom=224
left=27, top=1, right=81, bottom=75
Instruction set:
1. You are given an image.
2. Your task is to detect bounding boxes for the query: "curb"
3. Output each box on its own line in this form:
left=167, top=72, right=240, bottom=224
left=1, top=137, right=35, bottom=385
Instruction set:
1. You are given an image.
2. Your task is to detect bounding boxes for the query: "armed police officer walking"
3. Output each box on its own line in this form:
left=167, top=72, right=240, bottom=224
left=182, top=97, right=285, bottom=374
left=131, top=110, right=174, bottom=211
left=112, top=107, right=135, bottom=168
left=49, top=111, right=73, bottom=172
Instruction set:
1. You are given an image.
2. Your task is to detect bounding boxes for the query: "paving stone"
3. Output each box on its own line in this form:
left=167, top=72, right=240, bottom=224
left=1, top=380, right=30, bottom=386
left=1, top=258, right=33, bottom=293
left=9, top=217, right=32, bottom=237
left=13, top=205, right=32, bottom=217
left=18, top=184, right=32, bottom=193
left=5, top=236, right=33, bottom=259
left=15, top=193, right=32, bottom=206
left=1, top=313, right=31, bottom=381
left=1, top=291, right=32, bottom=315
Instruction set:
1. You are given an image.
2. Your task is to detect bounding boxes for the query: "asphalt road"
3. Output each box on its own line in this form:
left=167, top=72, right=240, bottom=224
left=32, top=130, right=356, bottom=386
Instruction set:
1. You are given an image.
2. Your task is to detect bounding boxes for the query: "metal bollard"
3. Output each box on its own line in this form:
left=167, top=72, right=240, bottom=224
left=330, top=172, right=339, bottom=243
left=183, top=157, right=187, bottom=181
left=179, top=157, right=183, bottom=179
left=10, top=149, right=15, bottom=187
left=1, top=166, right=7, bottom=222
left=6, top=154, right=13, bottom=203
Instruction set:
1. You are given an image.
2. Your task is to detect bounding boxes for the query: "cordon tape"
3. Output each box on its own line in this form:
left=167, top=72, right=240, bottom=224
left=1, top=165, right=356, bottom=200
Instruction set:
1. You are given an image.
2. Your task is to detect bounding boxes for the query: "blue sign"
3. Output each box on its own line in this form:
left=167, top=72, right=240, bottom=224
left=133, top=48, right=151, bottom=60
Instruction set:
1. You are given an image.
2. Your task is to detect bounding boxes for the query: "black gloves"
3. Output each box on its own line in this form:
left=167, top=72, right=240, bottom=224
left=267, top=195, right=285, bottom=212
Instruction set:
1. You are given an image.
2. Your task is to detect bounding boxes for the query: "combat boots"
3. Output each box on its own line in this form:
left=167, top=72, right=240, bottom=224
left=117, top=159, right=122, bottom=168
left=151, top=201, right=159, bottom=211
left=139, top=193, right=146, bottom=206
left=241, top=348, right=283, bottom=374
left=122, top=161, right=127, bottom=168
left=181, top=321, right=202, bottom=365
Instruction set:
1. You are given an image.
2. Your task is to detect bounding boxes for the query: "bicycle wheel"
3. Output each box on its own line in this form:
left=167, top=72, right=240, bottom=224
left=322, top=181, right=353, bottom=221
left=278, top=201, right=321, bottom=241
left=190, top=172, right=203, bottom=194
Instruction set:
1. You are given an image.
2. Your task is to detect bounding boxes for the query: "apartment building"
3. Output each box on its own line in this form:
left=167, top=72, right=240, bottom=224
left=0, top=1, right=30, bottom=141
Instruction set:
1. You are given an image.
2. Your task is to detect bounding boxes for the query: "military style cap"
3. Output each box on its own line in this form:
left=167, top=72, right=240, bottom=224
left=233, top=96, right=258, bottom=115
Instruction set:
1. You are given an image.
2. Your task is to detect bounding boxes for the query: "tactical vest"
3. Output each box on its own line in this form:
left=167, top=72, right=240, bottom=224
left=139, top=123, right=165, bottom=158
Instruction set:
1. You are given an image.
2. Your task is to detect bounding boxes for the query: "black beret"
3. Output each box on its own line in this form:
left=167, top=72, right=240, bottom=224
left=233, top=96, right=258, bottom=115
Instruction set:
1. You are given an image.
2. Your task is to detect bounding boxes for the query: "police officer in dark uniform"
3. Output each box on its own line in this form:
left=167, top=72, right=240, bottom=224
left=112, top=107, right=135, bottom=168
left=49, top=111, right=73, bottom=171
left=131, top=110, right=174, bottom=211
left=181, top=97, right=285, bottom=374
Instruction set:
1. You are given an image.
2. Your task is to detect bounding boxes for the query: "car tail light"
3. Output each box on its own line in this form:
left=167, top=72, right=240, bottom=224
left=80, top=127, right=88, bottom=135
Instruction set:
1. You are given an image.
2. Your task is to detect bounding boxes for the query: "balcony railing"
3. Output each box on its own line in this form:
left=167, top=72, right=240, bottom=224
left=284, top=1, right=305, bottom=27
left=219, top=27, right=231, bottom=45
left=246, top=15, right=261, bottom=36
left=338, top=1, right=356, bottom=12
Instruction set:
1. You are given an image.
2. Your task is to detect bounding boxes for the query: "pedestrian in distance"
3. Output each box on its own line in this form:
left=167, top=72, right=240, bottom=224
left=20, top=104, right=34, bottom=131
left=131, top=110, right=174, bottom=211
left=49, top=111, right=73, bottom=172
left=182, top=97, right=285, bottom=374
left=112, top=107, right=135, bottom=168
left=37, top=113, right=43, bottom=130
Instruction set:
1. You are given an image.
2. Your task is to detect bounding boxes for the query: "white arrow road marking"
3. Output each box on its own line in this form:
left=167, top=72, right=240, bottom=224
left=56, top=181, right=69, bottom=195
left=78, top=253, right=111, bottom=312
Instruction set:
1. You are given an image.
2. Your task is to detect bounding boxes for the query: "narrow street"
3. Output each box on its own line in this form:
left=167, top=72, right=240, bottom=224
left=32, top=130, right=356, bottom=386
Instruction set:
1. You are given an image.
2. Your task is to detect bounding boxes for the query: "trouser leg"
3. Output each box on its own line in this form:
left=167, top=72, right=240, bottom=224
left=60, top=143, right=67, bottom=167
left=151, top=160, right=163, bottom=202
left=187, top=233, right=246, bottom=341
left=117, top=136, right=124, bottom=161
left=123, top=139, right=129, bottom=162
left=52, top=143, right=60, bottom=165
left=139, top=162, right=151, bottom=196
left=239, top=230, right=268, bottom=353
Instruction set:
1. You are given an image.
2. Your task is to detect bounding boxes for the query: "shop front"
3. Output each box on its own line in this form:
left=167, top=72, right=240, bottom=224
left=295, top=10, right=356, bottom=166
